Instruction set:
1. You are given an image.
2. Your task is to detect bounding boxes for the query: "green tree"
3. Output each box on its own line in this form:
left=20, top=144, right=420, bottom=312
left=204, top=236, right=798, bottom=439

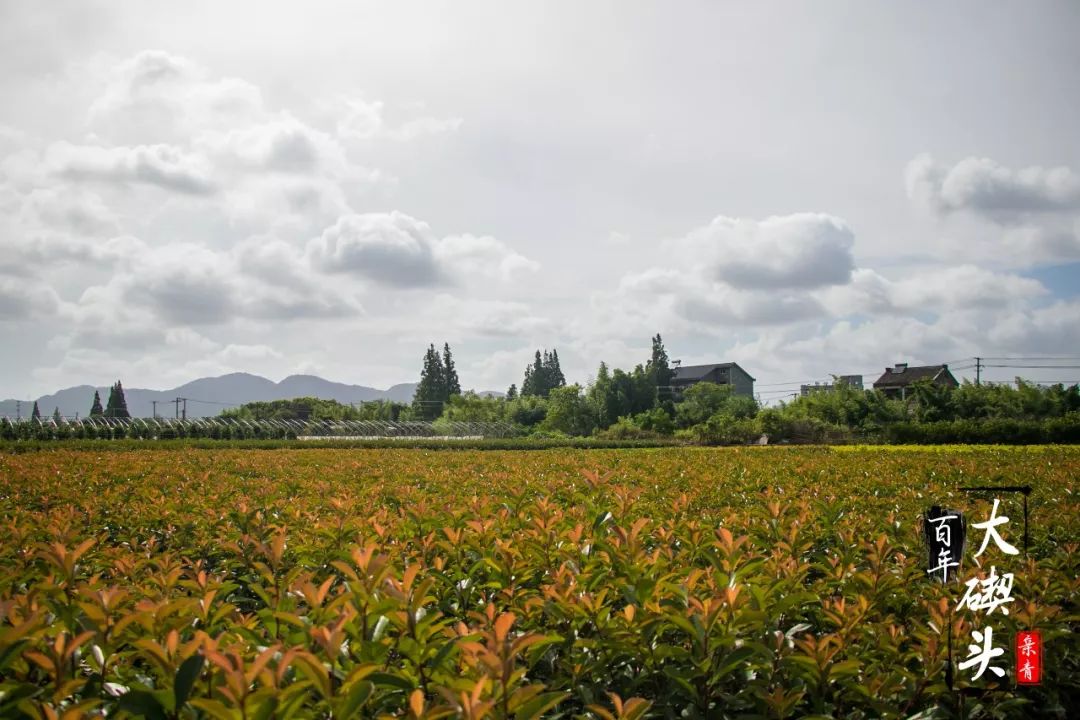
left=541, top=385, right=596, bottom=436
left=89, top=391, right=104, bottom=417
left=438, top=392, right=508, bottom=423
left=506, top=383, right=518, bottom=400
left=587, top=362, right=616, bottom=428
left=646, top=333, right=675, bottom=409
left=413, top=344, right=447, bottom=420
left=912, top=379, right=955, bottom=423
left=222, top=397, right=369, bottom=422
left=443, top=343, right=461, bottom=397
left=105, top=380, right=131, bottom=419
left=508, top=395, right=547, bottom=428
left=549, top=349, right=566, bottom=389
left=31, top=401, right=41, bottom=421
left=675, top=382, right=736, bottom=428
left=522, top=350, right=544, bottom=397
left=521, top=348, right=566, bottom=398
left=352, top=399, right=410, bottom=421
left=53, top=406, right=61, bottom=423
left=620, top=365, right=656, bottom=417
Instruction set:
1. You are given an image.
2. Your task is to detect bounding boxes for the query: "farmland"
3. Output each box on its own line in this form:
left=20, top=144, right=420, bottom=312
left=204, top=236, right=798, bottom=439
left=0, top=446, right=1077, bottom=718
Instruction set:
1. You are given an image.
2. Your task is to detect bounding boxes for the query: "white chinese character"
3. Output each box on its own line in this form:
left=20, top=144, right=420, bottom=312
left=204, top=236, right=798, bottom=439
left=931, top=514, right=956, bottom=547
left=971, top=499, right=1019, bottom=559
left=956, top=566, right=1015, bottom=616
left=1019, top=634, right=1037, bottom=658
left=1019, top=659, right=1035, bottom=682
left=958, top=626, right=1006, bottom=681
left=927, top=546, right=959, bottom=582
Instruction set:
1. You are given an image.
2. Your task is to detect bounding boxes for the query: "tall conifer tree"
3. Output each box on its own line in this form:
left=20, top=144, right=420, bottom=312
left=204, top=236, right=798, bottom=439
left=646, top=333, right=675, bottom=407
left=549, top=349, right=566, bottom=389
left=413, top=344, right=447, bottom=420
left=521, top=348, right=566, bottom=398
left=105, top=381, right=131, bottom=419
left=443, top=343, right=461, bottom=397
left=90, top=391, right=104, bottom=417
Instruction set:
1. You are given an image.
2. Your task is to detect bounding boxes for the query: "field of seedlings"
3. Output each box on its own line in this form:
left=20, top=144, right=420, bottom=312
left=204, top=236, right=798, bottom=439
left=0, top=445, right=1077, bottom=719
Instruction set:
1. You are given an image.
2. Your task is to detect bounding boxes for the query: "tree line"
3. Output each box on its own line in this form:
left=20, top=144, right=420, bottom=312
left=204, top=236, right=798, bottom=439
left=404, top=335, right=1080, bottom=444
left=19, top=381, right=131, bottom=422
left=12, top=341, right=1078, bottom=446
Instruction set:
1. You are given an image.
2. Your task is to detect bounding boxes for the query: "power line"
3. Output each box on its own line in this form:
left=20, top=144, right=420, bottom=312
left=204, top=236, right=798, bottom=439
left=982, top=364, right=1080, bottom=369
left=183, top=397, right=244, bottom=406
left=979, top=356, right=1080, bottom=361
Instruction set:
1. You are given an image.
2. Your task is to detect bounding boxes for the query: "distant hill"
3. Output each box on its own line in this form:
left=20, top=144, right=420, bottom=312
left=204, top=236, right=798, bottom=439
left=0, top=373, right=421, bottom=419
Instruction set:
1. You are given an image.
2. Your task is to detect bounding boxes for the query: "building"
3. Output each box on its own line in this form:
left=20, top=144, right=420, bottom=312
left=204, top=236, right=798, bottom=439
left=671, top=362, right=755, bottom=398
left=871, top=363, right=958, bottom=400
left=800, top=375, right=864, bottom=397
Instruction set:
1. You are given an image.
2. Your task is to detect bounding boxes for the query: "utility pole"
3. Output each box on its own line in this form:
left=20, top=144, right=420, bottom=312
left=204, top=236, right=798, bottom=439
left=975, top=357, right=982, bottom=386
left=15, top=400, right=20, bottom=421
left=152, top=400, right=158, bottom=419
left=182, top=398, right=187, bottom=421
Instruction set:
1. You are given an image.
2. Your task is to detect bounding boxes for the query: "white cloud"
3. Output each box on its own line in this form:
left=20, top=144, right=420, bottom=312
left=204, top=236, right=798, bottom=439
left=2, top=232, right=143, bottom=270
left=55, top=237, right=362, bottom=346
left=19, top=185, right=118, bottom=235
left=889, top=265, right=1047, bottom=310
left=595, top=214, right=856, bottom=334
left=307, top=212, right=441, bottom=286
left=906, top=154, right=1080, bottom=266
left=680, top=213, right=855, bottom=290
left=388, top=115, right=463, bottom=141
left=907, top=154, right=1080, bottom=217
left=45, top=141, right=216, bottom=195
left=336, top=99, right=385, bottom=140
left=817, top=265, right=1048, bottom=316
left=336, top=97, right=462, bottom=142
left=444, top=297, right=552, bottom=337
left=435, top=234, right=540, bottom=281
left=593, top=212, right=1060, bottom=360
left=307, top=213, right=539, bottom=287
left=3, top=14, right=1079, bottom=400
left=0, top=274, right=60, bottom=320
left=87, top=50, right=265, bottom=144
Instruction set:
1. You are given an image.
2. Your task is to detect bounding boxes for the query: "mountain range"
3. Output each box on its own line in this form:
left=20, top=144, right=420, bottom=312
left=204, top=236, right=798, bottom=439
left=0, top=373, right=424, bottom=419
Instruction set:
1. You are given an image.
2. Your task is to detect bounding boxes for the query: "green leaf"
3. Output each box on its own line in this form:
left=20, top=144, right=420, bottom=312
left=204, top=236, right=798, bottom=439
left=514, top=691, right=570, bottom=720
left=829, top=659, right=861, bottom=680
left=661, top=666, right=699, bottom=701
left=369, top=671, right=414, bottom=691
left=251, top=695, right=279, bottom=720
left=709, top=645, right=758, bottom=680
left=174, top=653, right=205, bottom=710
left=0, top=641, right=28, bottom=671
left=118, top=690, right=168, bottom=720
left=336, top=680, right=374, bottom=718
left=189, top=698, right=239, bottom=720
left=784, top=654, right=822, bottom=682
left=429, top=638, right=458, bottom=669
left=0, top=683, right=42, bottom=711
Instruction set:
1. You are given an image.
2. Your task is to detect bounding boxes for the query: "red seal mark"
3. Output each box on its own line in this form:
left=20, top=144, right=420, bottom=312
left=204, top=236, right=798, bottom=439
left=1015, top=630, right=1041, bottom=685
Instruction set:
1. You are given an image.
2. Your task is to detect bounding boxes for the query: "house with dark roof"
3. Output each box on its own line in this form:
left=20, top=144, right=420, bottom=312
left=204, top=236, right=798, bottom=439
left=872, top=363, right=958, bottom=399
left=671, top=362, right=755, bottom=398
left=800, top=374, right=864, bottom=397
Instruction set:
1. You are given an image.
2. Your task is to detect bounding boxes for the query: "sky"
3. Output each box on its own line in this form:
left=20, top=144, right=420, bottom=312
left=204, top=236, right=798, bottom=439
left=2, top=0, right=1079, bottom=401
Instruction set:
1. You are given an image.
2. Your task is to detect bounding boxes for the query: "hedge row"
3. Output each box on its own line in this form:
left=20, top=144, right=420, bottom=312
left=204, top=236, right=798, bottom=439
left=880, top=415, right=1080, bottom=444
